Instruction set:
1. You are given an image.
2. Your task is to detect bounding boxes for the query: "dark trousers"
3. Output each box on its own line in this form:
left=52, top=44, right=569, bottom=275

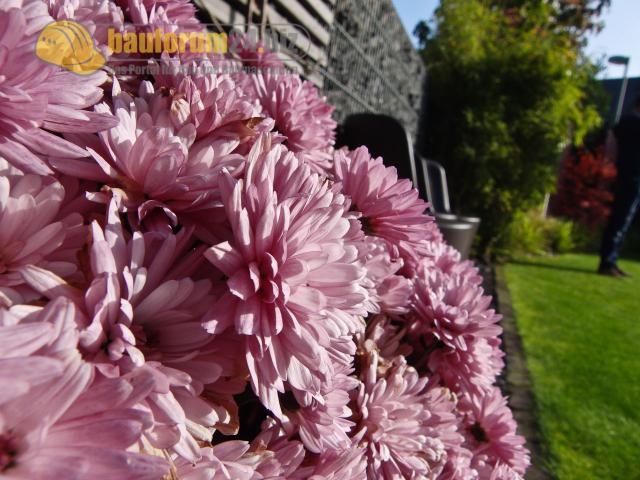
left=600, top=177, right=640, bottom=266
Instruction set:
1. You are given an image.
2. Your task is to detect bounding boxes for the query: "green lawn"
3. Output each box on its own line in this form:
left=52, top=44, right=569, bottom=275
left=504, top=254, right=640, bottom=480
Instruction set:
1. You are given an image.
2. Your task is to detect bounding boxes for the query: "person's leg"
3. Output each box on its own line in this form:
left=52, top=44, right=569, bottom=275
left=600, top=180, right=640, bottom=269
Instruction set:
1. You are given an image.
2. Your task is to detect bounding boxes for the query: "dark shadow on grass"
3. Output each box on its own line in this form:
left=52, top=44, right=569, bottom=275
left=509, top=259, right=597, bottom=275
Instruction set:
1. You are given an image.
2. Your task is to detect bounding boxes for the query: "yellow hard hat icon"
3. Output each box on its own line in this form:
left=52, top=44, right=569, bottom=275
left=36, top=21, right=105, bottom=75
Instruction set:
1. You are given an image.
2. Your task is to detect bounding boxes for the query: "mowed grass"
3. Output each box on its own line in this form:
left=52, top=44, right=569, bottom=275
left=503, top=254, right=640, bottom=480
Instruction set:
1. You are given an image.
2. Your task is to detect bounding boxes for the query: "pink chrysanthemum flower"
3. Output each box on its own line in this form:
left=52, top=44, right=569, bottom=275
left=204, top=135, right=367, bottom=417
left=0, top=297, right=169, bottom=479
left=232, top=34, right=285, bottom=70
left=173, top=441, right=262, bottom=480
left=25, top=197, right=244, bottom=462
left=282, top=362, right=358, bottom=454
left=0, top=161, right=84, bottom=306
left=438, top=444, right=479, bottom=480
left=408, top=258, right=505, bottom=395
left=250, top=418, right=306, bottom=478
left=291, top=433, right=368, bottom=479
left=82, top=205, right=243, bottom=460
left=334, top=146, right=439, bottom=271
left=117, top=0, right=199, bottom=29
left=487, top=462, right=525, bottom=480
left=421, top=238, right=481, bottom=283
left=52, top=80, right=245, bottom=232
left=460, top=387, right=530, bottom=476
left=47, top=0, right=125, bottom=49
left=0, top=0, right=116, bottom=175
left=411, top=264, right=502, bottom=353
left=246, top=73, right=337, bottom=173
left=358, top=236, right=413, bottom=315
left=361, top=314, right=413, bottom=368
left=427, top=336, right=505, bottom=396
left=153, top=54, right=263, bottom=142
left=355, top=347, right=462, bottom=479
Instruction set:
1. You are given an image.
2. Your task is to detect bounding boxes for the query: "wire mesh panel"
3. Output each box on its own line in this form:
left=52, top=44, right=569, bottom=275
left=196, top=0, right=336, bottom=86
left=193, top=0, right=425, bottom=136
left=321, top=0, right=425, bottom=138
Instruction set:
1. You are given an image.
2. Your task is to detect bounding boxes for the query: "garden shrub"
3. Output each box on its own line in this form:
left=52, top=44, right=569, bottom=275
left=418, top=0, right=604, bottom=259
left=550, top=145, right=616, bottom=230
left=502, top=209, right=578, bottom=257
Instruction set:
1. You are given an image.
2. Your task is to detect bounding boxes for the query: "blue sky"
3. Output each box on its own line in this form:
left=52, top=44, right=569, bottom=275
left=392, top=0, right=640, bottom=79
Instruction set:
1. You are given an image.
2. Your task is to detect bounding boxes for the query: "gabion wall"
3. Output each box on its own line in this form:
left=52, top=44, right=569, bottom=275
left=196, top=0, right=426, bottom=138
left=320, top=0, right=426, bottom=139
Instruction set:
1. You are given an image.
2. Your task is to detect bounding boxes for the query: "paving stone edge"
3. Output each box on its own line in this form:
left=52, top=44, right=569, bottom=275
left=494, top=265, right=554, bottom=480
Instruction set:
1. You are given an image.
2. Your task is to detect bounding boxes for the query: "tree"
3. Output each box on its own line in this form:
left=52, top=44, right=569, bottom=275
left=418, top=0, right=605, bottom=258
left=492, top=0, right=610, bottom=42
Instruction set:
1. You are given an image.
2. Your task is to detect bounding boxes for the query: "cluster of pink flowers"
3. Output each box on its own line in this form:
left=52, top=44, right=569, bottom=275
left=0, top=0, right=529, bottom=478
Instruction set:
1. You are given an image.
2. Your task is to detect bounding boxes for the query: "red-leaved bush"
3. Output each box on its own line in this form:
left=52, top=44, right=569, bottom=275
left=551, top=146, right=617, bottom=230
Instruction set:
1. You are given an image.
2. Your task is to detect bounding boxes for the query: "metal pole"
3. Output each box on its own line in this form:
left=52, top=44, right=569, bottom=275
left=259, top=0, right=268, bottom=39
left=246, top=0, right=255, bottom=26
left=615, top=61, right=630, bottom=123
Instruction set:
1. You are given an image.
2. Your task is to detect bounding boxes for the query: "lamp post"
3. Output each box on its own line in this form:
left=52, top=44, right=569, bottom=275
left=609, top=55, right=630, bottom=123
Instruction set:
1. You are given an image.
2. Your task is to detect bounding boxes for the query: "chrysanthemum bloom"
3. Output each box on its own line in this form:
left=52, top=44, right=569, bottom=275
left=204, top=135, right=367, bottom=417
left=420, top=238, right=481, bottom=283
left=229, top=33, right=285, bottom=70
left=411, top=264, right=502, bottom=353
left=438, top=443, right=479, bottom=480
left=358, top=236, right=412, bottom=315
left=173, top=441, right=262, bottom=480
left=427, top=336, right=505, bottom=396
left=0, top=161, right=84, bottom=305
left=117, top=0, right=200, bottom=29
left=82, top=203, right=243, bottom=460
left=333, top=147, right=439, bottom=271
left=250, top=418, right=306, bottom=478
left=291, top=433, right=368, bottom=479
left=360, top=314, right=413, bottom=375
left=0, top=0, right=116, bottom=175
left=281, top=362, right=359, bottom=454
left=0, top=304, right=67, bottom=404
left=24, top=197, right=244, bottom=462
left=460, top=387, right=530, bottom=476
left=153, top=54, right=263, bottom=143
left=0, top=297, right=169, bottom=479
left=52, top=80, right=246, bottom=233
left=245, top=73, right=337, bottom=173
left=487, top=462, right=525, bottom=480
left=408, top=259, right=505, bottom=395
left=355, top=347, right=462, bottom=479
left=47, top=0, right=125, bottom=49
left=270, top=148, right=368, bottom=333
